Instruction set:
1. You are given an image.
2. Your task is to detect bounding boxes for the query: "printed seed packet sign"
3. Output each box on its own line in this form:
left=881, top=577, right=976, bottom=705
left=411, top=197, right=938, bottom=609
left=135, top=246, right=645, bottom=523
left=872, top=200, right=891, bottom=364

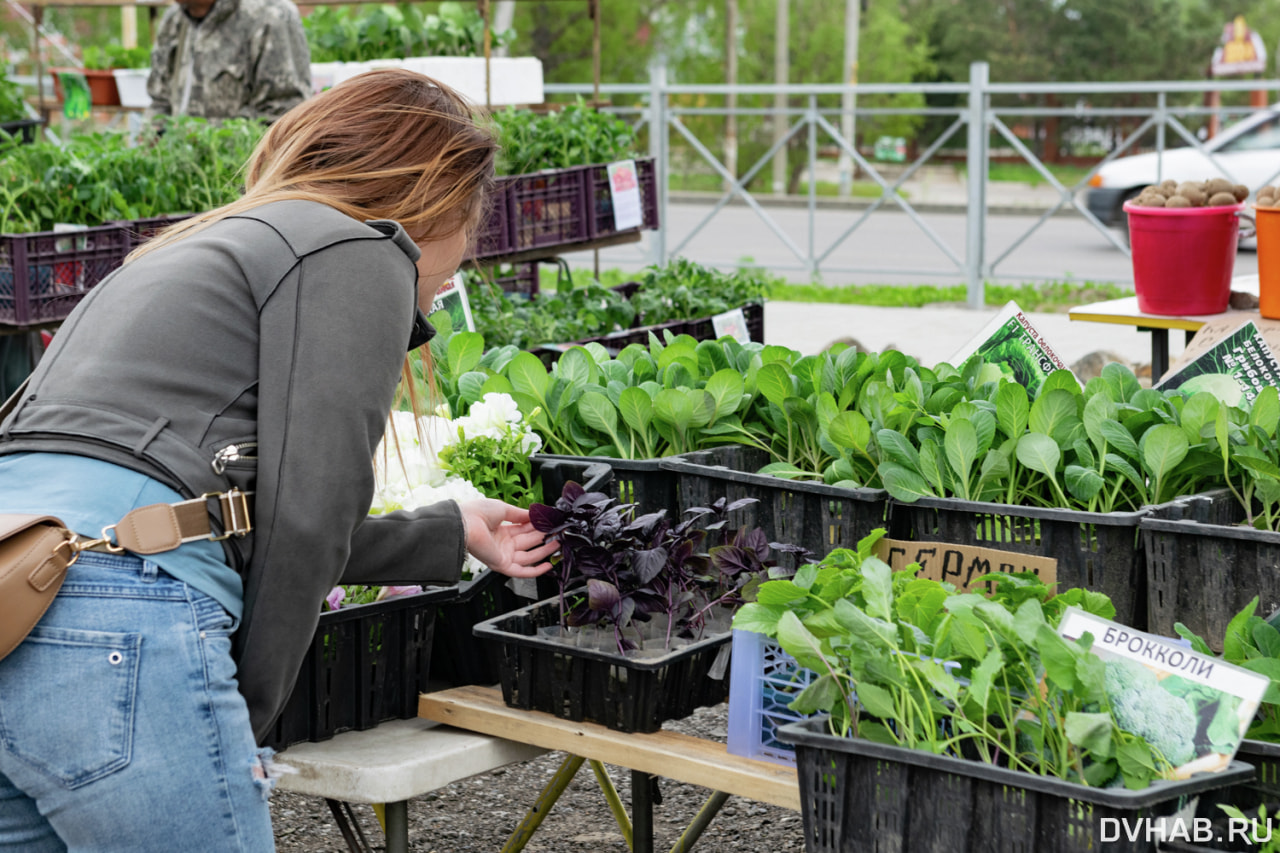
left=1156, top=320, right=1280, bottom=406
left=1058, top=607, right=1268, bottom=779
left=712, top=307, right=750, bottom=343
left=427, top=273, right=475, bottom=333
left=607, top=159, right=644, bottom=231
left=951, top=301, right=1073, bottom=397
left=57, top=71, right=90, bottom=120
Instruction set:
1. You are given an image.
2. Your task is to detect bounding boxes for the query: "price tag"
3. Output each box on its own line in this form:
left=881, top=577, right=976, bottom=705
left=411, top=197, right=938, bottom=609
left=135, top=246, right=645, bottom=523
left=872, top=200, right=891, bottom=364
left=607, top=159, right=644, bottom=231
left=711, top=307, right=750, bottom=343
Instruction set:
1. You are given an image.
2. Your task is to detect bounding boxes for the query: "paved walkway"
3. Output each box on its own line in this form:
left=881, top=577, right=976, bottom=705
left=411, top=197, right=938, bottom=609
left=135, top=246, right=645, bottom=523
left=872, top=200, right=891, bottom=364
left=763, top=301, right=1165, bottom=372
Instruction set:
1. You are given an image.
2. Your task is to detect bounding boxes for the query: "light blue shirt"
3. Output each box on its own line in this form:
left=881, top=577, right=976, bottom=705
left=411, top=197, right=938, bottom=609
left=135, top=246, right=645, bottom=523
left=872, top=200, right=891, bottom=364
left=0, top=452, right=243, bottom=619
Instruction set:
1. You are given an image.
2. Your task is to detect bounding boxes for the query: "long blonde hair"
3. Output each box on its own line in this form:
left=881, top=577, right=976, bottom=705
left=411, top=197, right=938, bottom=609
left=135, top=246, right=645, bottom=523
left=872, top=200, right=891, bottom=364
left=131, top=68, right=497, bottom=258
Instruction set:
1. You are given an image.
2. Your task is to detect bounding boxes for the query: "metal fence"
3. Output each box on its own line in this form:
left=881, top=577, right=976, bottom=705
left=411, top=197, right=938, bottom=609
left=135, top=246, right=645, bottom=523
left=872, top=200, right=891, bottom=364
left=546, top=61, right=1280, bottom=308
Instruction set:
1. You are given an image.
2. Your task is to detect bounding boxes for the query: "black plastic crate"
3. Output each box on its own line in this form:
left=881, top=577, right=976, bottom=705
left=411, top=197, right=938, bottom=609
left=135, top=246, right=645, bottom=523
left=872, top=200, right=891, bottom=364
left=262, top=585, right=458, bottom=751
left=662, top=449, right=891, bottom=566
left=473, top=596, right=733, bottom=733
left=0, top=118, right=43, bottom=144
left=891, top=496, right=1149, bottom=630
left=428, top=567, right=524, bottom=688
left=533, top=302, right=767, bottom=365
left=469, top=180, right=515, bottom=260
left=115, top=213, right=195, bottom=250
left=586, top=157, right=660, bottom=239
left=778, top=717, right=1253, bottom=853
left=1183, top=739, right=1280, bottom=821
left=1141, top=490, right=1280, bottom=651
left=508, top=166, right=593, bottom=252
left=0, top=224, right=133, bottom=326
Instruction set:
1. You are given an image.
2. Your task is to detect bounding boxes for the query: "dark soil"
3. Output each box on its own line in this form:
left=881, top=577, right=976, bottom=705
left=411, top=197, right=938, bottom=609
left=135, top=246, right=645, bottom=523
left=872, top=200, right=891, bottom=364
left=270, top=702, right=805, bottom=853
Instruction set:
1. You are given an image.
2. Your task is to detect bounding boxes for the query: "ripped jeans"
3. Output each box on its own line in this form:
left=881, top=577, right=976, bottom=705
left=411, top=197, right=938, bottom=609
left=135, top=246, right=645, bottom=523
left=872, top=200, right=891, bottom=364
left=0, top=551, right=275, bottom=853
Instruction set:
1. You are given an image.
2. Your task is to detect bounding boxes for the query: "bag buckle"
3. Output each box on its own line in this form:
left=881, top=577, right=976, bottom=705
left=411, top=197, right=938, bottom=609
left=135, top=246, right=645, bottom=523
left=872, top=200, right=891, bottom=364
left=66, top=525, right=126, bottom=559
left=206, top=488, right=252, bottom=541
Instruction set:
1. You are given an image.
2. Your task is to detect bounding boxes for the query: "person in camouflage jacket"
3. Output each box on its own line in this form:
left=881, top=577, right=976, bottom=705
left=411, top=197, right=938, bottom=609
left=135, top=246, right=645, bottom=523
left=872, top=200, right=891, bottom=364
left=147, top=0, right=311, bottom=121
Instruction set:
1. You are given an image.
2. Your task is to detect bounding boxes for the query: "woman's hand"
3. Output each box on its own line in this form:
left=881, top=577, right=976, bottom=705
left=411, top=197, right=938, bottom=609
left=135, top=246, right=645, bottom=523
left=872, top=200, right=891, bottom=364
left=459, top=499, right=558, bottom=578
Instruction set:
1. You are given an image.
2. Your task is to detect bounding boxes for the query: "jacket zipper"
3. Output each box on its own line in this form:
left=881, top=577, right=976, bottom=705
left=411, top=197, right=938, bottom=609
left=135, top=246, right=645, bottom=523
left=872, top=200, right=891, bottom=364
left=212, top=441, right=258, bottom=474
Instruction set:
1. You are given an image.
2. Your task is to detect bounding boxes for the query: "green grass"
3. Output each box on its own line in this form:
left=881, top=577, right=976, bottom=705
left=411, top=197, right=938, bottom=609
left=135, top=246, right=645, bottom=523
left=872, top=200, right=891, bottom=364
left=669, top=172, right=895, bottom=198
left=969, top=162, right=1096, bottom=188
left=766, top=280, right=1133, bottom=312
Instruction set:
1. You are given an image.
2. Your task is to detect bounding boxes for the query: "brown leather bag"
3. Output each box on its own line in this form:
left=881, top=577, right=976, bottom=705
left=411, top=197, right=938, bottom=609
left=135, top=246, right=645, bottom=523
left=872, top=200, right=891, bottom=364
left=0, top=513, right=76, bottom=660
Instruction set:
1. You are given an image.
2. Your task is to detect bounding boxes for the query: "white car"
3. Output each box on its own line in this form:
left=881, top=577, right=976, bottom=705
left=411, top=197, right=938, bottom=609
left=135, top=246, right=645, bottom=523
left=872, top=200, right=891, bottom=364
left=1084, top=106, right=1280, bottom=239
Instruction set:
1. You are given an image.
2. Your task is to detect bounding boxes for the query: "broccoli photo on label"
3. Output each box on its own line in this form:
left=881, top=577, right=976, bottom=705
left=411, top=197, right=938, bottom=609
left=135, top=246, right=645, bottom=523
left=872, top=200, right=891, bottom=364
left=1103, top=658, right=1198, bottom=767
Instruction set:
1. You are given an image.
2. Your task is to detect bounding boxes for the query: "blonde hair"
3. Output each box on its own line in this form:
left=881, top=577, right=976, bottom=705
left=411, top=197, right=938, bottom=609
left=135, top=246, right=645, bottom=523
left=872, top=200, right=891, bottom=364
left=131, top=68, right=497, bottom=259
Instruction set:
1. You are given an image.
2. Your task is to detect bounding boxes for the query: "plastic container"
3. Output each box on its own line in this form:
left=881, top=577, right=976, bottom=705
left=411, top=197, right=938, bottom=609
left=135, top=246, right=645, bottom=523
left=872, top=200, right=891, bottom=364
left=891, top=495, right=1150, bottom=630
left=473, top=596, right=733, bottom=733
left=261, top=584, right=458, bottom=751
left=0, top=224, right=133, bottom=326
left=726, top=629, right=818, bottom=766
left=1256, top=205, right=1280, bottom=320
left=1124, top=200, right=1244, bottom=316
left=778, top=716, right=1254, bottom=853
left=1141, top=489, right=1280, bottom=650
left=111, top=68, right=151, bottom=108
left=662, top=450, right=893, bottom=567
left=0, top=119, right=42, bottom=145
left=427, top=568, right=523, bottom=687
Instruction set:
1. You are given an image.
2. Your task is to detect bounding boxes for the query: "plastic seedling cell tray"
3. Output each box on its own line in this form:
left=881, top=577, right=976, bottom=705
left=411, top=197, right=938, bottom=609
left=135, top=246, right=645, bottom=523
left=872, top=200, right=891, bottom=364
left=778, top=716, right=1254, bottom=853
left=472, top=595, right=733, bottom=734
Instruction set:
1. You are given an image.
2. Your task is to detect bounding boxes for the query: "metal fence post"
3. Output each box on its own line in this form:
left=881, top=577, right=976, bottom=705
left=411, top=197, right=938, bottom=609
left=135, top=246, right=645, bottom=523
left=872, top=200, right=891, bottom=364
left=649, top=62, right=668, bottom=267
left=964, top=61, right=989, bottom=310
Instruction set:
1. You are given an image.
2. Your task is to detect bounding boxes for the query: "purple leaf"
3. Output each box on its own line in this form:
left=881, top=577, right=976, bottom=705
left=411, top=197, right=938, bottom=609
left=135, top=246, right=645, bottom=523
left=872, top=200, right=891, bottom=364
left=587, top=578, right=621, bottom=613
left=528, top=502, right=566, bottom=533
left=736, top=527, right=772, bottom=561
left=630, top=547, right=668, bottom=584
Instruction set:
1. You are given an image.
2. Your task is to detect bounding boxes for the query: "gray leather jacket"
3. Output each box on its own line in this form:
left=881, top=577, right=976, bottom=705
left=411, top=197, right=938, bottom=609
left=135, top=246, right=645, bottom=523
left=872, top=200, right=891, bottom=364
left=0, top=200, right=465, bottom=741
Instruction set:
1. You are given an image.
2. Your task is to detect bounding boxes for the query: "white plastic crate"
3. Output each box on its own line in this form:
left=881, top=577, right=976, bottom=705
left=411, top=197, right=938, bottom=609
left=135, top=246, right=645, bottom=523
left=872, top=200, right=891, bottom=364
left=726, top=629, right=818, bottom=767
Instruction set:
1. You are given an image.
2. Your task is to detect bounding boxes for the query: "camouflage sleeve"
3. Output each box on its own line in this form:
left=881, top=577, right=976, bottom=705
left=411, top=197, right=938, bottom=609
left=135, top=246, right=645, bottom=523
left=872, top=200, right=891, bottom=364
left=146, top=8, right=183, bottom=117
left=241, top=1, right=312, bottom=122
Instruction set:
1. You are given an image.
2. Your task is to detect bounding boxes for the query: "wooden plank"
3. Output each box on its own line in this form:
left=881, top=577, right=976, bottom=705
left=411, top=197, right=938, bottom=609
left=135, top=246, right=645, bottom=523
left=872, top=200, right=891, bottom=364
left=420, top=685, right=801, bottom=811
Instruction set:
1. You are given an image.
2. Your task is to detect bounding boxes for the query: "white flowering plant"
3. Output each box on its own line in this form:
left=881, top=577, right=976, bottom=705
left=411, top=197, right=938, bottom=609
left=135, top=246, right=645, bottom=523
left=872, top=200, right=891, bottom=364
left=324, top=393, right=543, bottom=611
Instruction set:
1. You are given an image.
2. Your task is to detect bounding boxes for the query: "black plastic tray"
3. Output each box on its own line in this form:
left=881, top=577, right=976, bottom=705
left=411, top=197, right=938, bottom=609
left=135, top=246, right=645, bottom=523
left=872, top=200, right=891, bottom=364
left=892, top=495, right=1150, bottom=630
left=1141, top=489, right=1280, bottom=651
left=473, top=595, right=732, bottom=733
left=263, top=583, right=459, bottom=751
left=779, top=717, right=1254, bottom=853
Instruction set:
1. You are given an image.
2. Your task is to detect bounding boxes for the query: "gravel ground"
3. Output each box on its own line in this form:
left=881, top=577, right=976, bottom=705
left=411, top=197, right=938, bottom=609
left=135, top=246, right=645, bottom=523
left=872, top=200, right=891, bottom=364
left=270, top=702, right=806, bottom=853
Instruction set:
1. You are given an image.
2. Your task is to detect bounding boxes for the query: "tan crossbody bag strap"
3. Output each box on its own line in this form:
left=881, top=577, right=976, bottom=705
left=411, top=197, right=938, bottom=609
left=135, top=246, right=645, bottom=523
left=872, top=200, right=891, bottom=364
left=0, top=375, right=253, bottom=554
left=0, top=376, right=254, bottom=661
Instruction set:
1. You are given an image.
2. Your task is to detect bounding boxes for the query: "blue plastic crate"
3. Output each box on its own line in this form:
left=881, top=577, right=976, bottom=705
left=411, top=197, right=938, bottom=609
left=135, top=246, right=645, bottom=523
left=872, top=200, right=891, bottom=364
left=726, top=628, right=818, bottom=767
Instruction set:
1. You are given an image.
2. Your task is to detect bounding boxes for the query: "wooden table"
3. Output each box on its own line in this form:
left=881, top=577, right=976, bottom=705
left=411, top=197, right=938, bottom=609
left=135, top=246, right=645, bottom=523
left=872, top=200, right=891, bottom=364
left=1068, top=274, right=1260, bottom=380
left=419, top=685, right=799, bottom=853
left=275, top=716, right=547, bottom=853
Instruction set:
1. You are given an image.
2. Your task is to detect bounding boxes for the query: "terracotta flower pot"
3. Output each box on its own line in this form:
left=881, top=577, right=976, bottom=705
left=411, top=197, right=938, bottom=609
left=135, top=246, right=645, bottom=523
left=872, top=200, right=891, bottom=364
left=49, top=68, right=121, bottom=107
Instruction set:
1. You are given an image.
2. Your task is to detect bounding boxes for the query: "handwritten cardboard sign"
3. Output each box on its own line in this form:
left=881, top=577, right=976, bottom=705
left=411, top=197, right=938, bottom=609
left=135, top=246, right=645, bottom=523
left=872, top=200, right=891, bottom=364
left=873, top=538, right=1058, bottom=593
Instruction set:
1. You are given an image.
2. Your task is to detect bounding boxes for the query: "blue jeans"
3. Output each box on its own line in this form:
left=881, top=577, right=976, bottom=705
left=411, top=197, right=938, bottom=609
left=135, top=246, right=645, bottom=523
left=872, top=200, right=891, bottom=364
left=0, top=552, right=274, bottom=852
